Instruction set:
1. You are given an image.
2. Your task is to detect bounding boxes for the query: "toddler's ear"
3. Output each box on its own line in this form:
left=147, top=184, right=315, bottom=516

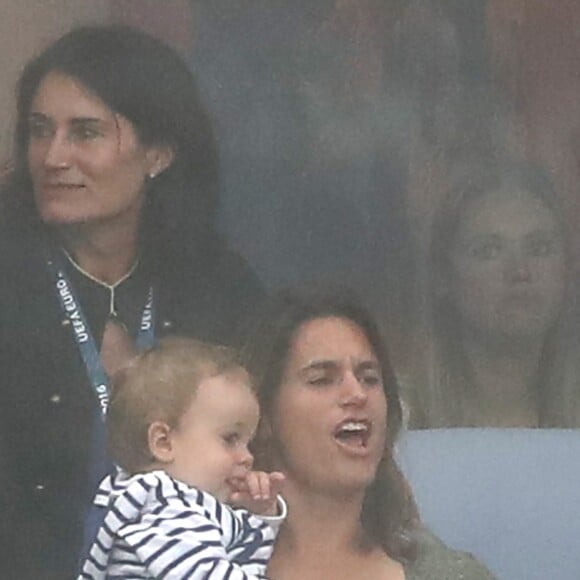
left=148, top=421, right=174, bottom=463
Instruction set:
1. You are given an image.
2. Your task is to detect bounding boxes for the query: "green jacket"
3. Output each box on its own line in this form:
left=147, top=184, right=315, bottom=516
left=406, top=529, right=496, bottom=580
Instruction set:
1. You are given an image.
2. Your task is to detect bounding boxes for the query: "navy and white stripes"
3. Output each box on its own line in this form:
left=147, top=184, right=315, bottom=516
left=79, top=470, right=285, bottom=579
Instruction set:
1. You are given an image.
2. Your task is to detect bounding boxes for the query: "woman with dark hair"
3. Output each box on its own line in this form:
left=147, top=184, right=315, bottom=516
left=409, top=159, right=580, bottom=428
left=242, top=289, right=494, bottom=579
left=0, top=25, right=263, bottom=578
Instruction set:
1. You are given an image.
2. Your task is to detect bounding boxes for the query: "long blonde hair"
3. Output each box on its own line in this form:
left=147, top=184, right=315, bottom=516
left=415, top=159, right=580, bottom=427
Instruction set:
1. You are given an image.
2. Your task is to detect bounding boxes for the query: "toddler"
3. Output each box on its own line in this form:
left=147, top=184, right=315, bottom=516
left=79, top=337, right=285, bottom=579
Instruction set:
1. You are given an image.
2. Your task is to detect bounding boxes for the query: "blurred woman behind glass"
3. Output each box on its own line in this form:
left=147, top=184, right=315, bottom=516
left=408, top=159, right=580, bottom=428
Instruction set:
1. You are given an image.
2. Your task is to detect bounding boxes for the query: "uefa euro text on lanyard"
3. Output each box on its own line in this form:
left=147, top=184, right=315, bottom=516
left=47, top=251, right=157, bottom=555
left=46, top=252, right=156, bottom=419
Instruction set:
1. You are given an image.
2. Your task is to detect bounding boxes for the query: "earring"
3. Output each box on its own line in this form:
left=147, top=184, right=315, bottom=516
left=148, top=171, right=157, bottom=179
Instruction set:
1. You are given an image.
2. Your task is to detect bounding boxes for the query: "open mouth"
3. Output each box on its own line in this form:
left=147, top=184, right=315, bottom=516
left=333, top=419, right=371, bottom=450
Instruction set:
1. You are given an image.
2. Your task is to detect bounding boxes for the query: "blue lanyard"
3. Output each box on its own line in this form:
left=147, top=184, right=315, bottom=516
left=46, top=252, right=156, bottom=419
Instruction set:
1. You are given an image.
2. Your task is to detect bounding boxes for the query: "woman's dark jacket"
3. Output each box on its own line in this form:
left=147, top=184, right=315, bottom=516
left=0, top=231, right=265, bottom=579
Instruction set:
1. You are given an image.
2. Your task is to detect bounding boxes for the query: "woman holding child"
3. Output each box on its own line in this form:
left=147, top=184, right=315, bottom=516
left=79, top=289, right=494, bottom=578
left=0, top=25, right=262, bottom=578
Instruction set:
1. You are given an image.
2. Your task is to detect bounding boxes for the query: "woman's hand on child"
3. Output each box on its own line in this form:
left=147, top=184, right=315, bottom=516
left=228, top=471, right=285, bottom=516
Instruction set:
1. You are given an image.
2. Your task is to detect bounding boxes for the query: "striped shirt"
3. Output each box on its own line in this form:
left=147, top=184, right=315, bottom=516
left=79, top=470, right=286, bottom=579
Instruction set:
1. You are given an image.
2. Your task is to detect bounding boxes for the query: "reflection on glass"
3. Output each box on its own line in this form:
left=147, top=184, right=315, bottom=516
left=410, top=160, right=580, bottom=428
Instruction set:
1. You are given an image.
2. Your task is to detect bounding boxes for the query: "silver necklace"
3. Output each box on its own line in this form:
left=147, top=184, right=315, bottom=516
left=62, top=248, right=140, bottom=319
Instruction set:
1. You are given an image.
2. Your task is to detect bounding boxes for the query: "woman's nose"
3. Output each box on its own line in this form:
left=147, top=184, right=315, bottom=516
left=339, top=373, right=368, bottom=407
left=506, top=249, right=533, bottom=283
left=43, top=133, right=72, bottom=169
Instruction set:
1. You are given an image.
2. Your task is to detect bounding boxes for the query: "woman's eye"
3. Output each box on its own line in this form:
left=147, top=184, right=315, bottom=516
left=28, top=120, right=52, bottom=139
left=360, top=373, right=381, bottom=387
left=307, top=375, right=333, bottom=387
left=528, top=235, right=560, bottom=258
left=468, top=240, right=501, bottom=261
left=71, top=125, right=101, bottom=141
left=531, top=241, right=551, bottom=257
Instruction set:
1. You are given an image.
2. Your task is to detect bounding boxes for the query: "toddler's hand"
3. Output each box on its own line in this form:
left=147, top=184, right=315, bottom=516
left=228, top=471, right=285, bottom=516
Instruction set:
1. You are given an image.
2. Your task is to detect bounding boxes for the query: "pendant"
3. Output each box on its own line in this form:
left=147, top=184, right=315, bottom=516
left=107, top=311, right=129, bottom=333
